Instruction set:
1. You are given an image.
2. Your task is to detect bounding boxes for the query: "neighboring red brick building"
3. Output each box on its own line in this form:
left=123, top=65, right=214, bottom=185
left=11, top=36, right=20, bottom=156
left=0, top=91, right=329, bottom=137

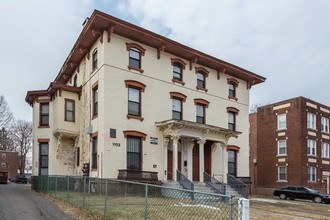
left=0, top=150, right=18, bottom=181
left=250, top=97, right=330, bottom=195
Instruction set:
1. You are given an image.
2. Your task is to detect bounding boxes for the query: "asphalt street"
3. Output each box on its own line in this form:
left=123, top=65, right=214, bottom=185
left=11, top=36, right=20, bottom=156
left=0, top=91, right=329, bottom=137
left=0, top=182, right=74, bottom=220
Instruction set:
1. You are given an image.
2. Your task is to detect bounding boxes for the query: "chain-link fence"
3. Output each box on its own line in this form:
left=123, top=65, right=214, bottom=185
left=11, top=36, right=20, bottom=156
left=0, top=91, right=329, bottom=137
left=32, top=175, right=244, bottom=219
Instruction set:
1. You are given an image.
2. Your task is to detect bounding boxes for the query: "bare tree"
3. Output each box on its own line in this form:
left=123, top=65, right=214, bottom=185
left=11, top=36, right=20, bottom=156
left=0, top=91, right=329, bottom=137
left=10, top=120, right=32, bottom=175
left=0, top=95, right=13, bottom=128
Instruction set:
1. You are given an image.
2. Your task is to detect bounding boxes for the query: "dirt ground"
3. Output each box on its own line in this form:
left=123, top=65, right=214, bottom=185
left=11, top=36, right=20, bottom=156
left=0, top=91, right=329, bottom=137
left=250, top=197, right=330, bottom=220
left=49, top=194, right=330, bottom=219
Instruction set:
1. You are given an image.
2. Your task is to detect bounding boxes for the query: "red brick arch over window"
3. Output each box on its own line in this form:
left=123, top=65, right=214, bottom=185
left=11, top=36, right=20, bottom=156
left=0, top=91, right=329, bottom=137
left=227, top=145, right=240, bottom=152
left=123, top=130, right=147, bottom=141
left=170, top=92, right=187, bottom=102
left=125, top=42, right=146, bottom=55
left=124, top=80, right=146, bottom=92
left=171, top=58, right=187, bottom=70
left=194, top=98, right=209, bottom=108
left=195, top=67, right=209, bottom=77
left=227, top=78, right=239, bottom=87
left=226, top=107, right=239, bottom=114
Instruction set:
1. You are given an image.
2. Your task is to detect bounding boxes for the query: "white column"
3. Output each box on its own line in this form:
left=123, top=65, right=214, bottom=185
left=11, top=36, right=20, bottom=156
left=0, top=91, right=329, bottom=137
left=172, top=135, right=180, bottom=181
left=198, top=139, right=206, bottom=182
left=187, top=141, right=194, bottom=180
left=222, top=142, right=228, bottom=183
left=163, top=137, right=169, bottom=181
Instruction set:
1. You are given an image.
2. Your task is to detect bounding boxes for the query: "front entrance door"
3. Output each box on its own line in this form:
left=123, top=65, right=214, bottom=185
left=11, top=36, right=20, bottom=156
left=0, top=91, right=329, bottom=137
left=167, top=150, right=181, bottom=180
left=193, top=144, right=199, bottom=181
left=204, top=141, right=212, bottom=175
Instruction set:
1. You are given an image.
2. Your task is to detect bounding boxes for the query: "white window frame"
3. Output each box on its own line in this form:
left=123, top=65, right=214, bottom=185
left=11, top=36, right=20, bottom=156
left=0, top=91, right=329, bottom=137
left=321, top=117, right=329, bottom=133
left=278, top=166, right=287, bottom=181
left=307, top=166, right=317, bottom=182
left=322, top=142, right=330, bottom=158
left=307, top=139, right=317, bottom=156
left=277, top=113, right=286, bottom=130
left=307, top=112, right=316, bottom=130
left=277, top=140, right=287, bottom=156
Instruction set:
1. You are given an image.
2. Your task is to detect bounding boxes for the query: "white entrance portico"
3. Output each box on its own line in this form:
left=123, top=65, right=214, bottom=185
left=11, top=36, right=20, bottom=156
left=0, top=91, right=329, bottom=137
left=156, top=120, right=240, bottom=183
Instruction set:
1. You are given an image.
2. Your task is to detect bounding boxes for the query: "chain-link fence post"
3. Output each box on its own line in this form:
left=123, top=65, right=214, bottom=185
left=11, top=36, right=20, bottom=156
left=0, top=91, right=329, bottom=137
left=229, top=196, right=233, bottom=220
left=47, top=175, right=50, bottom=193
left=104, top=179, right=108, bottom=217
left=39, top=176, right=42, bottom=192
left=66, top=176, right=70, bottom=202
left=83, top=176, right=86, bottom=208
left=144, top=184, right=148, bottom=220
left=55, top=176, right=58, bottom=198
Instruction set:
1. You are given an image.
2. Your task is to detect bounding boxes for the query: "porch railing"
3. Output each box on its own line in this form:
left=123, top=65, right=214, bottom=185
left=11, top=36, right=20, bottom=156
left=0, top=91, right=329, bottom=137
left=227, top=174, right=249, bottom=198
left=204, top=172, right=226, bottom=195
left=117, top=169, right=161, bottom=185
left=176, top=170, right=194, bottom=191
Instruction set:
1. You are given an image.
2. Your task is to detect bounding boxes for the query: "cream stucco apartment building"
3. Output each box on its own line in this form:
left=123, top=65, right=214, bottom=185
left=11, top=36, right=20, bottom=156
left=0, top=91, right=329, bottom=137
left=26, top=10, right=265, bottom=186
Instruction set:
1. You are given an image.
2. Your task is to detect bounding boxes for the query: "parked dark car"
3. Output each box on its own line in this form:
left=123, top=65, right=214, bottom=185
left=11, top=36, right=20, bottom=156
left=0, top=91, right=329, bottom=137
left=15, top=175, right=28, bottom=184
left=273, top=186, right=330, bottom=204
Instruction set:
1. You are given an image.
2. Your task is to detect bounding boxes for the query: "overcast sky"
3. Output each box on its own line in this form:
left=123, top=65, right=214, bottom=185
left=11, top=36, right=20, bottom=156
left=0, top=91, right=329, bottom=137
left=1, top=0, right=329, bottom=122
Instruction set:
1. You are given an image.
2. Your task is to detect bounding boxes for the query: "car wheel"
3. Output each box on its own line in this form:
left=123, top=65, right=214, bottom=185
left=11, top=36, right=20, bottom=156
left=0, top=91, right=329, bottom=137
left=314, top=196, right=322, bottom=203
left=289, top=198, right=295, bottom=200
left=279, top=194, right=287, bottom=200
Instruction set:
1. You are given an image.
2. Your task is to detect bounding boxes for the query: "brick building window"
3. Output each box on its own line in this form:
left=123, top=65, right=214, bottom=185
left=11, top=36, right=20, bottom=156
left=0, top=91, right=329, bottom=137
left=321, top=117, right=329, bottom=133
left=277, top=140, right=287, bottom=155
left=278, top=166, right=287, bottom=181
left=322, top=142, right=330, bottom=158
left=277, top=113, right=286, bottom=130
left=307, top=139, right=316, bottom=156
left=307, top=112, right=316, bottom=130
left=307, top=166, right=317, bottom=182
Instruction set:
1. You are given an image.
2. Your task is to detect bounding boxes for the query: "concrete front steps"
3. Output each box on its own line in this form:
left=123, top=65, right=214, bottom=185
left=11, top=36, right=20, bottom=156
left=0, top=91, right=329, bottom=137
left=162, top=181, right=242, bottom=199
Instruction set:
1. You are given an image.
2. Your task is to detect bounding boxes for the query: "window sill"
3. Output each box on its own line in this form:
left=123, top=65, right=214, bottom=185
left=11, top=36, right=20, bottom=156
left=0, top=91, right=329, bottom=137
left=307, top=181, right=317, bottom=183
left=307, top=128, right=317, bottom=132
left=127, top=114, right=144, bottom=121
left=276, top=154, right=287, bottom=157
left=38, top=125, right=50, bottom=128
left=276, top=180, right=288, bottom=183
left=172, top=79, right=185, bottom=86
left=92, top=115, right=98, bottom=120
left=307, top=155, right=318, bottom=158
left=321, top=157, right=330, bottom=160
left=196, top=86, right=208, bottom=92
left=321, top=131, right=330, bottom=135
left=91, top=168, right=97, bottom=171
left=276, top=128, right=287, bottom=132
left=228, top=96, right=238, bottom=101
left=64, top=120, right=75, bottom=123
left=128, top=65, right=144, bottom=73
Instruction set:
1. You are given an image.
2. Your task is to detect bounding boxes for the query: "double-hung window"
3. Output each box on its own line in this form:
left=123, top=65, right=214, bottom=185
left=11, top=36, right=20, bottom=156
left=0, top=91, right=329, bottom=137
left=196, top=104, right=205, bottom=124
left=307, top=166, right=316, bottom=182
left=228, top=112, right=235, bottom=131
left=322, top=142, right=330, bottom=158
left=278, top=140, right=287, bottom=155
left=128, top=87, right=141, bottom=116
left=172, top=98, right=182, bottom=120
left=321, top=117, right=329, bottom=133
left=39, top=103, right=49, bottom=126
left=92, top=49, right=98, bottom=71
left=127, top=137, right=141, bottom=170
left=197, top=72, right=205, bottom=89
left=92, top=136, right=98, bottom=169
left=129, top=49, right=140, bottom=69
left=307, top=139, right=316, bottom=156
left=173, top=64, right=182, bottom=81
left=229, top=83, right=236, bottom=97
left=39, top=142, right=49, bottom=175
left=307, top=112, right=316, bottom=129
left=92, top=86, right=98, bottom=117
left=65, top=99, right=75, bottom=122
left=278, top=166, right=287, bottom=181
left=277, top=113, right=286, bottom=130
